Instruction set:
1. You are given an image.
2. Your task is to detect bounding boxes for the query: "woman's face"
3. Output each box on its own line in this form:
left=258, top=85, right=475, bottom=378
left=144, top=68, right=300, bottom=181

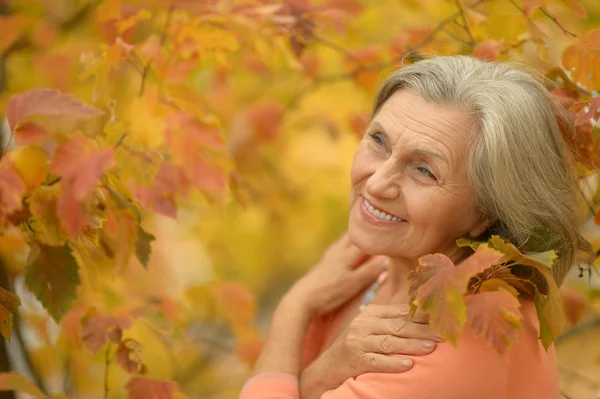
left=348, top=89, right=488, bottom=260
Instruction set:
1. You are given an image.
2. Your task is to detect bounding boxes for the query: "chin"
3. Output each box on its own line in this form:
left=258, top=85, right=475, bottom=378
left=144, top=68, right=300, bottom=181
left=348, top=218, right=388, bottom=256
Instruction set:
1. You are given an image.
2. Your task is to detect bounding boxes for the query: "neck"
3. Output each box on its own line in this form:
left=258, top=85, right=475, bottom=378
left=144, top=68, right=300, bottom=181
left=381, top=244, right=472, bottom=304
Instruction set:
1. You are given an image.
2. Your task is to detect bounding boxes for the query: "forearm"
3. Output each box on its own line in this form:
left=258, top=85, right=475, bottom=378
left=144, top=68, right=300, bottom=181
left=300, top=357, right=337, bottom=399
left=252, top=290, right=313, bottom=377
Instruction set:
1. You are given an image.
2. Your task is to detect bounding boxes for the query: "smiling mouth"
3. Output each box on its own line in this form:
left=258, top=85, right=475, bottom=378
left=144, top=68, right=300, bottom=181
left=362, top=198, right=405, bottom=222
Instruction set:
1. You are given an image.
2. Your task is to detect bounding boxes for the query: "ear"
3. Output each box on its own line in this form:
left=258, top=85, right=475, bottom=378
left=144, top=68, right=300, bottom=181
left=468, top=215, right=496, bottom=238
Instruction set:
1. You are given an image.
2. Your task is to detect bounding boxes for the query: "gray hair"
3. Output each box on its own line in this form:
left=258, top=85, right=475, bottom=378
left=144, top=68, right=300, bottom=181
left=373, top=55, right=587, bottom=286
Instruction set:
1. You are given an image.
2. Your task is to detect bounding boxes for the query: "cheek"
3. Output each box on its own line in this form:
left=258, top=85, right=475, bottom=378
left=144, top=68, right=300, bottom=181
left=350, top=144, right=373, bottom=185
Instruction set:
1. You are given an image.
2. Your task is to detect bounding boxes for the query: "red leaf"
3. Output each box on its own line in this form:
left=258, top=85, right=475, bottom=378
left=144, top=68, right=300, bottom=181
left=574, top=97, right=600, bottom=126
left=6, top=88, right=102, bottom=133
left=14, top=122, right=49, bottom=146
left=465, top=290, right=523, bottom=355
left=473, top=40, right=504, bottom=62
left=81, top=310, right=131, bottom=354
left=247, top=101, right=285, bottom=141
left=50, top=133, right=115, bottom=236
left=0, top=168, right=26, bottom=215
left=116, top=338, right=145, bottom=374
left=409, top=245, right=503, bottom=344
left=126, top=377, right=176, bottom=399
left=131, top=162, right=188, bottom=218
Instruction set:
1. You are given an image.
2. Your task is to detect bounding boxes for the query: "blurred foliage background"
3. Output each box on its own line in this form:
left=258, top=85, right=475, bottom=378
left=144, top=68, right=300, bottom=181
left=0, top=0, right=600, bottom=398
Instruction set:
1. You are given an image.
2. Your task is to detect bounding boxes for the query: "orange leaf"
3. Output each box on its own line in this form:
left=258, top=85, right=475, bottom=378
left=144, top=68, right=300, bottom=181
left=81, top=309, right=131, bottom=354
left=345, top=46, right=383, bottom=91
left=409, top=245, right=503, bottom=344
left=562, top=29, right=600, bottom=91
left=6, top=88, right=102, bottom=134
left=560, top=287, right=587, bottom=326
left=0, top=168, right=26, bottom=215
left=0, top=15, right=27, bottom=53
left=465, top=289, right=523, bottom=355
left=131, top=162, right=188, bottom=218
left=247, top=101, right=285, bottom=142
left=523, top=0, right=545, bottom=16
left=50, top=134, right=115, bottom=236
left=0, top=287, right=21, bottom=341
left=211, top=282, right=256, bottom=326
left=473, top=40, right=504, bottom=61
left=126, top=377, right=177, bottom=399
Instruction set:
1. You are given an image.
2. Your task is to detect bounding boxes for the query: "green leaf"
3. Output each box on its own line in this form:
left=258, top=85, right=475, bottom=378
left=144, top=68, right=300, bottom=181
left=0, top=287, right=21, bottom=341
left=524, top=250, right=558, bottom=269
left=25, top=243, right=81, bottom=322
left=456, top=237, right=484, bottom=250
left=519, top=226, right=562, bottom=252
left=135, top=225, right=155, bottom=269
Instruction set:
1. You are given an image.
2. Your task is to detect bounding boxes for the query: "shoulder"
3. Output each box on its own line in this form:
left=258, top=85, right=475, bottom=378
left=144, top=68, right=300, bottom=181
left=321, top=298, right=558, bottom=399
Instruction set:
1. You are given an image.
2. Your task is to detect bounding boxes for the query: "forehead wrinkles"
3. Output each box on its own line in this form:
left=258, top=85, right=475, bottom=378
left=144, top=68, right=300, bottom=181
left=379, top=97, right=475, bottom=170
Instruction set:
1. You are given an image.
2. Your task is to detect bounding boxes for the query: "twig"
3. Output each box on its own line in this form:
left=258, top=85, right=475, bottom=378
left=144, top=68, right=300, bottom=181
left=139, top=6, right=174, bottom=97
left=103, top=344, right=112, bottom=399
left=455, top=0, right=476, bottom=45
left=539, top=6, right=577, bottom=38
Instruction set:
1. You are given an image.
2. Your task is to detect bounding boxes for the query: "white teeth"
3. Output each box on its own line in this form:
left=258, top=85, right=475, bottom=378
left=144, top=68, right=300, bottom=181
left=363, top=199, right=403, bottom=222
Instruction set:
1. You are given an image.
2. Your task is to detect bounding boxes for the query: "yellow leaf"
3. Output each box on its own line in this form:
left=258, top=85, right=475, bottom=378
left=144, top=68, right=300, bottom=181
left=0, top=372, right=45, bottom=397
left=125, top=93, right=168, bottom=149
left=8, top=146, right=48, bottom=190
left=116, top=9, right=152, bottom=33
left=562, top=28, right=600, bottom=91
left=97, top=0, right=121, bottom=22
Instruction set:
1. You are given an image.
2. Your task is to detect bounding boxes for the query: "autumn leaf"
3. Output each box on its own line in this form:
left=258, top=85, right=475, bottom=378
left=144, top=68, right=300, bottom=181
left=465, top=289, right=523, bottom=355
left=135, top=225, right=155, bottom=268
left=560, top=286, right=587, bottom=326
left=211, top=282, right=257, bottom=326
left=0, top=372, right=46, bottom=397
left=573, top=97, right=600, bottom=126
left=408, top=245, right=503, bottom=344
left=563, top=28, right=600, bottom=91
left=523, top=0, right=545, bottom=16
left=126, top=377, right=177, bottom=399
left=14, top=122, right=49, bottom=146
left=50, top=133, right=115, bottom=237
left=115, top=338, right=145, bottom=373
left=0, top=287, right=21, bottom=341
left=473, top=40, right=503, bottom=61
left=0, top=168, right=26, bottom=216
left=81, top=309, right=132, bottom=354
left=246, top=101, right=285, bottom=142
left=6, top=88, right=103, bottom=134
left=7, top=146, right=48, bottom=190
left=25, top=243, right=81, bottom=322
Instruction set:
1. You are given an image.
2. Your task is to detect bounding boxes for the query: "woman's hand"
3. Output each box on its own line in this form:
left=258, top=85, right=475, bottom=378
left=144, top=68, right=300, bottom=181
left=300, top=304, right=443, bottom=399
left=287, top=232, right=390, bottom=317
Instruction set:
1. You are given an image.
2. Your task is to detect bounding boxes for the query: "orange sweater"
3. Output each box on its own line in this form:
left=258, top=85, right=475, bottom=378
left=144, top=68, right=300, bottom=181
left=240, top=295, right=559, bottom=399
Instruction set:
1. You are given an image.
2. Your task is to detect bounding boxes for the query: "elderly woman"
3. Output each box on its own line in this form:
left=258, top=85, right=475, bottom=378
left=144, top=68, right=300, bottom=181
left=239, top=55, right=583, bottom=398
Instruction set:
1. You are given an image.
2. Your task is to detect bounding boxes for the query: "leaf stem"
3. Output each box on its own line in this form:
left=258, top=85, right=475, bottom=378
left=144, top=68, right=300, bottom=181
left=104, top=343, right=112, bottom=399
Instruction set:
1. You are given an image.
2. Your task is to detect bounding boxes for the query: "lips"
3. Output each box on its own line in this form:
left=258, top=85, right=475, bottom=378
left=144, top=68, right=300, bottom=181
left=362, top=197, right=405, bottom=222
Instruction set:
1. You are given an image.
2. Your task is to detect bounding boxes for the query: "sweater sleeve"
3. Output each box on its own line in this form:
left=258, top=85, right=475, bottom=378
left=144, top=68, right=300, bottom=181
left=239, top=372, right=300, bottom=399
left=321, top=325, right=508, bottom=399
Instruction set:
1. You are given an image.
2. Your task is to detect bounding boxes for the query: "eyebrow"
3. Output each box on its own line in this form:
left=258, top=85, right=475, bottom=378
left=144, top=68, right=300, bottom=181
left=369, top=121, right=450, bottom=165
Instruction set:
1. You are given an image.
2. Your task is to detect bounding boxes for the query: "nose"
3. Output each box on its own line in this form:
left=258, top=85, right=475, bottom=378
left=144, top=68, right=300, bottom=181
left=365, top=159, right=400, bottom=200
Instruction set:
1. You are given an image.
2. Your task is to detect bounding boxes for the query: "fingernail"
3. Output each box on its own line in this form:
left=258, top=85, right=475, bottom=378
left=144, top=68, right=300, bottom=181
left=422, top=341, right=435, bottom=350
left=400, top=358, right=413, bottom=367
left=434, top=334, right=445, bottom=342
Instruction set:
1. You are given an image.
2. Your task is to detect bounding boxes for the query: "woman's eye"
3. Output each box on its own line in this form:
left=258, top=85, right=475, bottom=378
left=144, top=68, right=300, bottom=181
left=417, top=166, right=437, bottom=180
left=368, top=132, right=385, bottom=146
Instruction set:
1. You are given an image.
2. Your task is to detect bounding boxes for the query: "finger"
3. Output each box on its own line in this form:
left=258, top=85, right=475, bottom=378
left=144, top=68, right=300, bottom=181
left=362, top=335, right=436, bottom=356
left=363, top=304, right=430, bottom=324
left=361, top=354, right=413, bottom=374
left=372, top=317, right=444, bottom=342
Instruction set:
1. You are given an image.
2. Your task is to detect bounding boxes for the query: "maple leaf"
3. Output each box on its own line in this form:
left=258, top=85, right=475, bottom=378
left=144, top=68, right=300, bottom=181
left=0, top=287, right=21, bottom=341
left=14, top=122, right=49, bottom=146
left=573, top=97, right=600, bottom=126
left=6, top=88, right=103, bottom=134
left=135, top=225, right=155, bottom=268
left=80, top=308, right=132, bottom=354
left=408, top=245, right=503, bottom=344
left=0, top=372, right=46, bottom=397
left=0, top=168, right=26, bottom=216
left=473, top=40, right=503, bottom=62
left=131, top=162, right=189, bottom=218
left=563, top=28, right=600, bottom=91
left=25, top=243, right=81, bottom=322
left=246, top=101, right=285, bottom=142
left=50, top=133, right=115, bottom=237
left=465, top=289, right=523, bottom=355
left=115, top=338, right=145, bottom=374
left=126, top=377, right=177, bottom=399
left=211, top=282, right=257, bottom=326
left=7, top=146, right=48, bottom=190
